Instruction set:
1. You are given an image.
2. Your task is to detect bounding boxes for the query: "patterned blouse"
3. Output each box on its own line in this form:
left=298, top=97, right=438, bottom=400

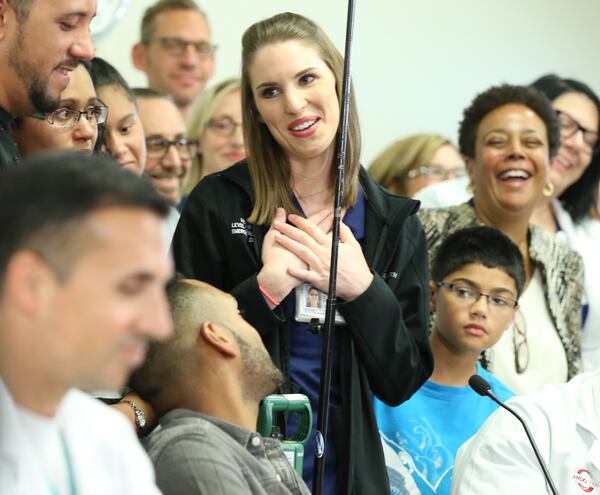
left=418, top=202, right=584, bottom=379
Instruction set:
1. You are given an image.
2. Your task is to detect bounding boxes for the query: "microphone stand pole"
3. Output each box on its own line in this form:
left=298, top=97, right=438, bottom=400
left=312, top=0, right=356, bottom=493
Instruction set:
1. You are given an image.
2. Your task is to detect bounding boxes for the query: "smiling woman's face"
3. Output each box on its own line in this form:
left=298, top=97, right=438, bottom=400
left=99, top=85, right=146, bottom=177
left=200, top=89, right=245, bottom=177
left=248, top=40, right=340, bottom=165
left=468, top=103, right=549, bottom=217
left=549, top=91, right=599, bottom=196
left=13, top=64, right=100, bottom=157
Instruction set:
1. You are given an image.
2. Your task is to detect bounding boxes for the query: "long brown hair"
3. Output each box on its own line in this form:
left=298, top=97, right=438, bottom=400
left=241, top=12, right=361, bottom=225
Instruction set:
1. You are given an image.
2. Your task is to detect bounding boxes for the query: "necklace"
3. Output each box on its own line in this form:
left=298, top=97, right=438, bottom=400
left=293, top=185, right=332, bottom=200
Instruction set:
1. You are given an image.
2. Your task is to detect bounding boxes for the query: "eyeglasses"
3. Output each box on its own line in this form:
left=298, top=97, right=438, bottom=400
left=206, top=117, right=243, bottom=137
left=31, top=105, right=108, bottom=128
left=145, top=136, right=198, bottom=161
left=147, top=36, right=217, bottom=58
left=512, top=310, right=529, bottom=374
left=406, top=165, right=466, bottom=180
left=436, top=281, right=518, bottom=312
left=556, top=110, right=599, bottom=154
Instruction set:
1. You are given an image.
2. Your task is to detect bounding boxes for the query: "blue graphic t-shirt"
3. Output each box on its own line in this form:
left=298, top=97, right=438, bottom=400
left=373, top=364, right=514, bottom=495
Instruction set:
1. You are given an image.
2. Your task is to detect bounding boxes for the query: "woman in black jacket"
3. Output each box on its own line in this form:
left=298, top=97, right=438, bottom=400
left=172, top=12, right=433, bottom=495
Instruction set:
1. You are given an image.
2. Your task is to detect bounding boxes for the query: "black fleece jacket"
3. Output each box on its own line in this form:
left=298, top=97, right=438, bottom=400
left=172, top=163, right=433, bottom=494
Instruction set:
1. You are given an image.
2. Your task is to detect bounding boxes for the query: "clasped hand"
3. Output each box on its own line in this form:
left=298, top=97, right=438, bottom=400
left=258, top=207, right=373, bottom=304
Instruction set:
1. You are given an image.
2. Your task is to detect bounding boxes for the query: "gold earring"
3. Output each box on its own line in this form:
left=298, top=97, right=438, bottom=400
left=542, top=181, right=555, bottom=198
left=467, top=182, right=475, bottom=195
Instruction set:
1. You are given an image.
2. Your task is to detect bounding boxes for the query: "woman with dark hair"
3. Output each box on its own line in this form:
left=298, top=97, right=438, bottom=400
left=529, top=75, right=600, bottom=372
left=91, top=57, right=147, bottom=176
left=529, top=74, right=600, bottom=230
left=172, top=12, right=433, bottom=494
left=419, top=84, right=583, bottom=395
left=12, top=61, right=106, bottom=156
left=416, top=75, right=600, bottom=224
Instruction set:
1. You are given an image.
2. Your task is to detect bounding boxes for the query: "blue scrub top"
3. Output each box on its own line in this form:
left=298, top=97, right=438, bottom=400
left=286, top=188, right=365, bottom=493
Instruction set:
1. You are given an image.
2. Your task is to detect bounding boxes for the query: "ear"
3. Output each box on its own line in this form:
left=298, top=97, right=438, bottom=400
left=131, top=43, right=148, bottom=72
left=465, top=157, right=476, bottom=184
left=4, top=251, right=57, bottom=317
left=0, top=0, right=13, bottom=42
left=429, top=281, right=437, bottom=313
left=199, top=321, right=238, bottom=358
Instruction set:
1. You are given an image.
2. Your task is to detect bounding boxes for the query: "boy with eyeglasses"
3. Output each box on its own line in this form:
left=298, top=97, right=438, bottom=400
left=374, top=225, right=521, bottom=495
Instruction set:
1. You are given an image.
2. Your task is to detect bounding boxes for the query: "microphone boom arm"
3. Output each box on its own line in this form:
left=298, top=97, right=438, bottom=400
left=484, top=389, right=559, bottom=495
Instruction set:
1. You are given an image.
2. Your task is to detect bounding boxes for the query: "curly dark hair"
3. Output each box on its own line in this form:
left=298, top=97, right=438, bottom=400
left=458, top=84, right=561, bottom=160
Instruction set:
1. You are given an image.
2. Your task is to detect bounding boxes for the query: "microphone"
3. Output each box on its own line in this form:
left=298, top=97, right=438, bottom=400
left=468, top=375, right=559, bottom=495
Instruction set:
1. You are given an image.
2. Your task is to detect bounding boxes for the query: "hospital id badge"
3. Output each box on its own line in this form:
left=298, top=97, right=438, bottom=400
left=294, top=283, right=346, bottom=325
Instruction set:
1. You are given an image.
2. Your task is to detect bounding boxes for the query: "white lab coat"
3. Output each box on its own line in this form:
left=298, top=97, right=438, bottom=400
left=452, top=372, right=600, bottom=495
left=0, top=378, right=161, bottom=495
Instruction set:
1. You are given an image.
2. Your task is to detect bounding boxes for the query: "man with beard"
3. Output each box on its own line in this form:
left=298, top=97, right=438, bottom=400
left=0, top=0, right=96, bottom=171
left=131, top=0, right=215, bottom=122
left=134, top=88, right=195, bottom=238
left=130, top=278, right=311, bottom=495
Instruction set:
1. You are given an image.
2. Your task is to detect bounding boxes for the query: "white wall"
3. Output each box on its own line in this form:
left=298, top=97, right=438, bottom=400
left=96, top=0, right=600, bottom=165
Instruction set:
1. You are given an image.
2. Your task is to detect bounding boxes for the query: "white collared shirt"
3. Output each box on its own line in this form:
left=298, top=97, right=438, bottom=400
left=0, top=378, right=161, bottom=495
left=452, top=372, right=600, bottom=494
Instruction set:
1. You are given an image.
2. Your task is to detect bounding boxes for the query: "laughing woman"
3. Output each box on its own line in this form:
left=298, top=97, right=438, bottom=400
left=172, top=12, right=433, bottom=495
left=418, top=84, right=583, bottom=395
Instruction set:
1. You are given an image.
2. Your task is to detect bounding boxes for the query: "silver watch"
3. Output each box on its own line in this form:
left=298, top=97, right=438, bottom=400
left=121, top=399, right=146, bottom=432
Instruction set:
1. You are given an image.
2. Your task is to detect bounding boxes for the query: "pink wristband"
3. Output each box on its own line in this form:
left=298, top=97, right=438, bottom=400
left=259, top=285, right=281, bottom=306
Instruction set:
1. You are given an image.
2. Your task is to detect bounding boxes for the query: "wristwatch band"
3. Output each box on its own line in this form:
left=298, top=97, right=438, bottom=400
left=121, top=399, right=146, bottom=432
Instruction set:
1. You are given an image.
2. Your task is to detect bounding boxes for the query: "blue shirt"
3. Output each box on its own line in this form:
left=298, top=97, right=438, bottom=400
left=374, top=364, right=514, bottom=495
left=287, top=189, right=365, bottom=493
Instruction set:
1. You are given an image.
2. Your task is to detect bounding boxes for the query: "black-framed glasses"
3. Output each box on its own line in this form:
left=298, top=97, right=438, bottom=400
left=147, top=36, right=217, bottom=58
left=556, top=110, right=599, bottom=154
left=206, top=116, right=243, bottom=137
left=406, top=165, right=466, bottom=181
left=145, top=136, right=198, bottom=161
left=436, top=281, right=518, bottom=312
left=512, top=310, right=529, bottom=374
left=31, top=105, right=108, bottom=128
